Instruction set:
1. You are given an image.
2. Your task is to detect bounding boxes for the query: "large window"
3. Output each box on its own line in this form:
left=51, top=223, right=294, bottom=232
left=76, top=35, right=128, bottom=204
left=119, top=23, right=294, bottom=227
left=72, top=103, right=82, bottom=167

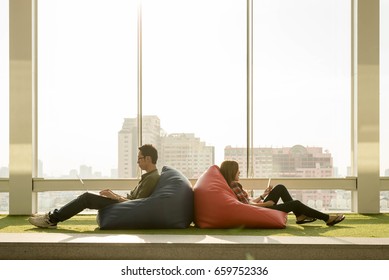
left=3, top=0, right=384, bottom=215
left=0, top=0, right=9, bottom=178
left=380, top=0, right=389, bottom=211
left=38, top=0, right=138, bottom=179
left=251, top=0, right=351, bottom=212
left=381, top=0, right=389, bottom=177
left=253, top=0, right=351, bottom=178
left=142, top=0, right=246, bottom=178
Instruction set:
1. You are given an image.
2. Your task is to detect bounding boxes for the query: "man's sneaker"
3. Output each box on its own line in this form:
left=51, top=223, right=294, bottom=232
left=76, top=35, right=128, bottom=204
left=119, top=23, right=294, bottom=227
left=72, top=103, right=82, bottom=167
left=28, top=213, right=57, bottom=229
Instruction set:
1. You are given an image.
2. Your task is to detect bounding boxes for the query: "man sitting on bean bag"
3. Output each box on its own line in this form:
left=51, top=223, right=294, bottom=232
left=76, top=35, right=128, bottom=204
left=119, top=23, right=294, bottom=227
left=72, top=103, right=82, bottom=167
left=97, top=165, right=194, bottom=229
left=29, top=144, right=160, bottom=229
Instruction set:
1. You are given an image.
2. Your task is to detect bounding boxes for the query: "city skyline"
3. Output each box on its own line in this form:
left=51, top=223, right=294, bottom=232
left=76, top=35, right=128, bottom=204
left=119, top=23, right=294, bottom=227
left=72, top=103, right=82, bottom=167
left=2, top=115, right=341, bottom=179
left=2, top=112, right=389, bottom=179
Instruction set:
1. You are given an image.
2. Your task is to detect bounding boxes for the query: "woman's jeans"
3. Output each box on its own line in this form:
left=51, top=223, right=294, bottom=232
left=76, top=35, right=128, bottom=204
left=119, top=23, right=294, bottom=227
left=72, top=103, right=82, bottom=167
left=49, top=192, right=119, bottom=223
left=264, top=184, right=329, bottom=221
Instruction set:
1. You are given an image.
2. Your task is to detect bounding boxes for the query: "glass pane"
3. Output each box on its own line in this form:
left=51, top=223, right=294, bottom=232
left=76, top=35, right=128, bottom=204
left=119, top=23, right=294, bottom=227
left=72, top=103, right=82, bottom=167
left=0, top=0, right=9, bottom=178
left=0, top=193, right=8, bottom=214
left=38, top=0, right=138, bottom=179
left=381, top=195, right=389, bottom=213
left=381, top=0, right=389, bottom=176
left=380, top=0, right=389, bottom=212
left=142, top=0, right=246, bottom=178
left=253, top=0, right=351, bottom=179
left=252, top=189, right=351, bottom=212
left=38, top=190, right=126, bottom=213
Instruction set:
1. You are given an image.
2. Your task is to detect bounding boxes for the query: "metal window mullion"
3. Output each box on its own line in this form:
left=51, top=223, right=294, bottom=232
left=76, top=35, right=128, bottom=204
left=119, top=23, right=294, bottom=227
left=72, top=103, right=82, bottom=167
left=33, top=0, right=38, bottom=178
left=137, top=1, right=143, bottom=148
left=350, top=0, right=357, bottom=212
left=247, top=0, right=254, bottom=178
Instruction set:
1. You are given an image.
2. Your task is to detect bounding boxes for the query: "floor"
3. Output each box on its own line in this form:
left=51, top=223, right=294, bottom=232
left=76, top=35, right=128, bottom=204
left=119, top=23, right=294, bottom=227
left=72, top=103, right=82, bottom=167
left=2, top=232, right=389, bottom=260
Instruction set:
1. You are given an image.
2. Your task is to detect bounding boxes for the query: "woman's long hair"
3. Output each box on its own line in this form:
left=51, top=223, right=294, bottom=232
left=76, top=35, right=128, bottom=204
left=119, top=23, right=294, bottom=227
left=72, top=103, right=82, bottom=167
left=219, top=160, right=239, bottom=186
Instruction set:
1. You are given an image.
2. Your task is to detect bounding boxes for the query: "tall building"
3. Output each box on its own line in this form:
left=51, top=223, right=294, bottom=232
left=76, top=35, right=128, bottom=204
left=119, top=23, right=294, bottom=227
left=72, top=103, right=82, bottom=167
left=118, top=116, right=215, bottom=178
left=225, top=145, right=333, bottom=178
left=118, top=116, right=214, bottom=179
left=118, top=116, right=161, bottom=178
left=159, top=133, right=215, bottom=178
left=79, top=165, right=93, bottom=178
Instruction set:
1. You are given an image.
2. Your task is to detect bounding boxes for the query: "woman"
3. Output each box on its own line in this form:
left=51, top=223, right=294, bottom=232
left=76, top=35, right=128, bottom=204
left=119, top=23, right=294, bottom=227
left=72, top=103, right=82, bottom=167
left=219, top=160, right=345, bottom=226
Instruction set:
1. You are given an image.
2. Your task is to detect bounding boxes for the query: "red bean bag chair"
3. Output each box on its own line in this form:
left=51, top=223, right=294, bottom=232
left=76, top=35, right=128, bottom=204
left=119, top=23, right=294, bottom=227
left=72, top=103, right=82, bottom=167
left=194, top=165, right=287, bottom=229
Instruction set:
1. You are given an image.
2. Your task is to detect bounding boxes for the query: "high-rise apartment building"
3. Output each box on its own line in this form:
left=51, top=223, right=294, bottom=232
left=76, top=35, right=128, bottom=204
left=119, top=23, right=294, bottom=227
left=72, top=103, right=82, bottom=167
left=159, top=133, right=214, bottom=179
left=118, top=116, right=214, bottom=179
left=118, top=116, right=161, bottom=178
left=224, top=145, right=333, bottom=178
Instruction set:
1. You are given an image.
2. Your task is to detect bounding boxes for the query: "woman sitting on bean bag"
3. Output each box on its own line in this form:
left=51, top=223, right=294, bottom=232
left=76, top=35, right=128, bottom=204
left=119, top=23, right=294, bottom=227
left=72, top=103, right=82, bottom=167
left=220, top=160, right=345, bottom=226
left=193, top=165, right=287, bottom=229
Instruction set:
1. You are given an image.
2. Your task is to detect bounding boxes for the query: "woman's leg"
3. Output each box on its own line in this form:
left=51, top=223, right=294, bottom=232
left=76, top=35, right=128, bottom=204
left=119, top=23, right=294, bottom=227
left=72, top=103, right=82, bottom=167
left=49, top=192, right=119, bottom=223
left=268, top=200, right=329, bottom=221
left=264, top=184, right=294, bottom=204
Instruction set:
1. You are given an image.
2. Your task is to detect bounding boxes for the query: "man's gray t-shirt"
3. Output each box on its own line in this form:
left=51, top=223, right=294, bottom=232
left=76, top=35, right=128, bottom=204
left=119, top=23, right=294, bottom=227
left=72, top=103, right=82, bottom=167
left=127, top=169, right=160, bottom=200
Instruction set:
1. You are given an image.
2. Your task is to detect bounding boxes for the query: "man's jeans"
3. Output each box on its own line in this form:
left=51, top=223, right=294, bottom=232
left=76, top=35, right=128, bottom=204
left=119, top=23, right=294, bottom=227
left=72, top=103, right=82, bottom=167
left=49, top=192, right=119, bottom=223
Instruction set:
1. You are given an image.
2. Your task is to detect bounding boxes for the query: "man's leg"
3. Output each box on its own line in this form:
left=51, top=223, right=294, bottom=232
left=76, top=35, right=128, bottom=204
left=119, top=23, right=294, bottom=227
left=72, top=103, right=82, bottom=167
left=49, top=192, right=119, bottom=223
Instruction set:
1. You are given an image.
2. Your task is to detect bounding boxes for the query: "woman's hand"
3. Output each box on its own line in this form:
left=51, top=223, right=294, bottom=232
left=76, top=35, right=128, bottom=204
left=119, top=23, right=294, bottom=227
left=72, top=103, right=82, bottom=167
left=250, top=200, right=275, bottom=207
left=262, top=185, right=273, bottom=197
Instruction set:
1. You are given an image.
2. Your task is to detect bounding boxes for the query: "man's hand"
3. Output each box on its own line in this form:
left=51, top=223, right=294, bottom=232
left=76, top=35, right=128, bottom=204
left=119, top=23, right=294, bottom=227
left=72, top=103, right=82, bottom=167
left=99, top=189, right=117, bottom=199
left=100, top=189, right=127, bottom=202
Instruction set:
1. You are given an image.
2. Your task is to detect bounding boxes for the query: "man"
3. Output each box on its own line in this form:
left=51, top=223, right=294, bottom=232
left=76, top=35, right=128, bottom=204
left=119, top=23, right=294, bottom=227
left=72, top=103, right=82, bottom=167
left=28, top=144, right=160, bottom=228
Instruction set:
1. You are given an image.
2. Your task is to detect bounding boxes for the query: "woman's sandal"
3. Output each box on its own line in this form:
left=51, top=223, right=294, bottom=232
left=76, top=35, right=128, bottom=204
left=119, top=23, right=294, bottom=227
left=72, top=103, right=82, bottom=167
left=326, top=214, right=345, bottom=226
left=296, top=217, right=317, bottom=224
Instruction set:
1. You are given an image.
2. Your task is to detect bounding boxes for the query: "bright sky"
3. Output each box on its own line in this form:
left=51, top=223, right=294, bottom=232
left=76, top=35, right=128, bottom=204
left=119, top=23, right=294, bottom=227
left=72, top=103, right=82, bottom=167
left=1, top=0, right=388, bottom=178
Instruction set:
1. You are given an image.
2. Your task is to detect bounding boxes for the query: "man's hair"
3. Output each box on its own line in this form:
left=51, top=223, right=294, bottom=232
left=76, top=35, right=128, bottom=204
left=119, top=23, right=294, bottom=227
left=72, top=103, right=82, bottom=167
left=138, top=144, right=158, bottom=164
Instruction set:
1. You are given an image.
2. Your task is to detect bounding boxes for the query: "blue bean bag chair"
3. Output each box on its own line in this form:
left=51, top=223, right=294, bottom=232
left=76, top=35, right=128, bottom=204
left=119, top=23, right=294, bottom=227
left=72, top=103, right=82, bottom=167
left=194, top=165, right=287, bottom=229
left=97, top=166, right=194, bottom=229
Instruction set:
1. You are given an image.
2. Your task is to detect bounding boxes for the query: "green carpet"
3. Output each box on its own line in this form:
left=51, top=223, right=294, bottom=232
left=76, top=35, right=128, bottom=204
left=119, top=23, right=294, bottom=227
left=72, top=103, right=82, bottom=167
left=1, top=214, right=388, bottom=238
